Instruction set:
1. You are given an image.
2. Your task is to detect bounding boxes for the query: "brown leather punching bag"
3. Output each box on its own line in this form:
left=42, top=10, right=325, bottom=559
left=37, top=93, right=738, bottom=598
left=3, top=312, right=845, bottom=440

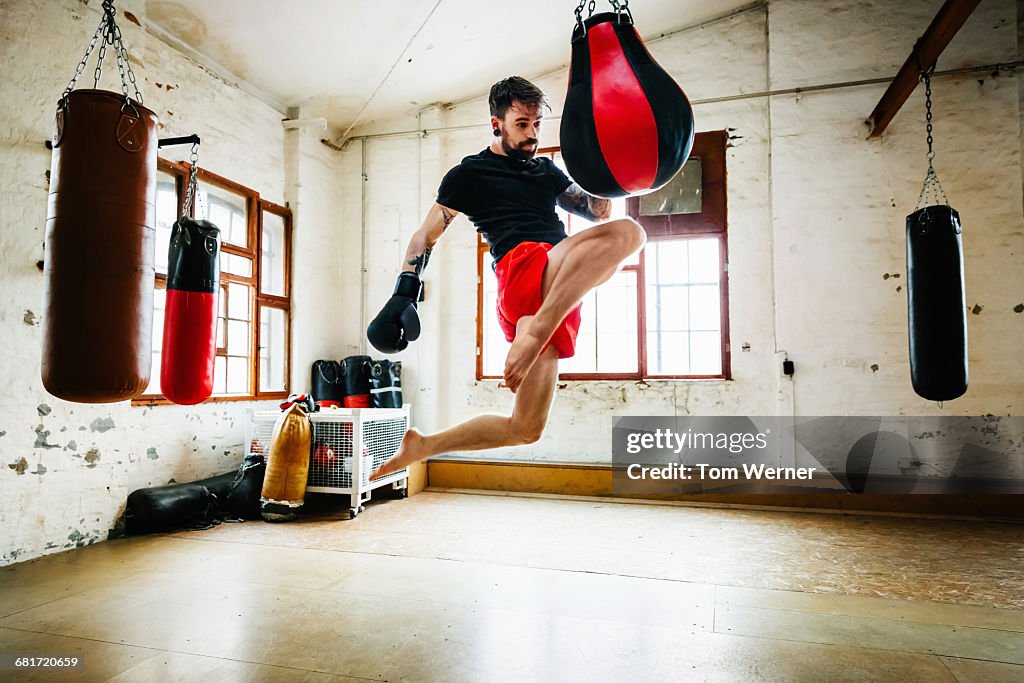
left=41, top=89, right=159, bottom=402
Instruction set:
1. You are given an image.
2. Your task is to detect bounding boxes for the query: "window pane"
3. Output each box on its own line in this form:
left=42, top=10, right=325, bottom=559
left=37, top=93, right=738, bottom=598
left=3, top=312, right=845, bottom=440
left=196, top=181, right=248, bottom=248
left=144, top=288, right=166, bottom=395
left=647, top=330, right=690, bottom=375
left=220, top=252, right=252, bottom=278
left=214, top=356, right=227, bottom=394
left=688, top=238, right=719, bottom=284
left=227, top=320, right=249, bottom=356
left=646, top=241, right=689, bottom=285
left=216, top=317, right=226, bottom=351
left=226, top=356, right=248, bottom=394
left=262, top=212, right=287, bottom=296
left=639, top=157, right=702, bottom=216
left=690, top=331, right=722, bottom=375
left=651, top=285, right=689, bottom=331
left=595, top=271, right=637, bottom=373
left=154, top=173, right=177, bottom=275
left=227, top=282, right=251, bottom=320
left=481, top=269, right=511, bottom=377
left=644, top=237, right=724, bottom=376
left=689, top=285, right=721, bottom=331
left=259, top=306, right=287, bottom=392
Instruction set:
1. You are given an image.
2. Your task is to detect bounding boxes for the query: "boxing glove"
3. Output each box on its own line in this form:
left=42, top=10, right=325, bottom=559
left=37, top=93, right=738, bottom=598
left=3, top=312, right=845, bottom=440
left=367, top=272, right=422, bottom=353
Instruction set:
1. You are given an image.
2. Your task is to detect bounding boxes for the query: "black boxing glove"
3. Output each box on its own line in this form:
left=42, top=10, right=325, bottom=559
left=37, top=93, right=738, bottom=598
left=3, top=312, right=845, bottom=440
left=366, top=272, right=422, bottom=354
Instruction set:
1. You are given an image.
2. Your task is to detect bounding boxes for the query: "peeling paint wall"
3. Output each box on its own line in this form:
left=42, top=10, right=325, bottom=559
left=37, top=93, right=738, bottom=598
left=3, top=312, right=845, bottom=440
left=348, top=0, right=1023, bottom=463
left=0, top=0, right=348, bottom=565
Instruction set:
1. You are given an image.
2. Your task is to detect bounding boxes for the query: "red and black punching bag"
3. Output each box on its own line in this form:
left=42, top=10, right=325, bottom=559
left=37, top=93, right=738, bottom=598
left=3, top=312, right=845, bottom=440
left=560, top=9, right=694, bottom=198
left=42, top=90, right=159, bottom=402
left=340, top=355, right=372, bottom=408
left=907, top=205, right=968, bottom=401
left=161, top=217, right=220, bottom=405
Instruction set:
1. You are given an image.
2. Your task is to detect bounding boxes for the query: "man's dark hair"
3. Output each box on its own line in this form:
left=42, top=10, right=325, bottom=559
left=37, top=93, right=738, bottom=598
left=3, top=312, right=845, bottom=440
left=488, top=76, right=549, bottom=118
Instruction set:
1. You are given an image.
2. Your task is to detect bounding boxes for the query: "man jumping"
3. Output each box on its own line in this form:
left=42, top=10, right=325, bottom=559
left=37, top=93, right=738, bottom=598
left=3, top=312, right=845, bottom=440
left=367, top=76, right=645, bottom=478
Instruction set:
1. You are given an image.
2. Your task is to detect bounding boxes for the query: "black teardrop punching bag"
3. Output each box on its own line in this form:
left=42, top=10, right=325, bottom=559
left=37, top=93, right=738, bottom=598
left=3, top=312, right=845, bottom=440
left=560, top=8, right=694, bottom=198
left=907, top=206, right=968, bottom=401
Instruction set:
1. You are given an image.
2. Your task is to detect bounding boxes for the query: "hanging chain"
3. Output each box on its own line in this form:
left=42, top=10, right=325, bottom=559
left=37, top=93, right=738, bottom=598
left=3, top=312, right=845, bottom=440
left=574, top=0, right=632, bottom=37
left=60, top=0, right=143, bottom=110
left=924, top=69, right=934, bottom=166
left=609, top=0, right=633, bottom=23
left=93, top=15, right=109, bottom=90
left=108, top=1, right=143, bottom=105
left=61, top=16, right=106, bottom=106
left=182, top=142, right=201, bottom=218
left=574, top=0, right=597, bottom=27
left=915, top=67, right=949, bottom=210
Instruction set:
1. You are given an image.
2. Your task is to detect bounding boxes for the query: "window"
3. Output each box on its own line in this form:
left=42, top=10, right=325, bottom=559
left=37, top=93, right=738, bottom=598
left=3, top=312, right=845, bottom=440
left=477, top=130, right=729, bottom=380
left=135, top=159, right=292, bottom=403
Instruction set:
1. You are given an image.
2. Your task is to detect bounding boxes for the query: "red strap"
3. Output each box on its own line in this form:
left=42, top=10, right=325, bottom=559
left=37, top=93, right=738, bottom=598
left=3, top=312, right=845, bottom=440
left=588, top=22, right=658, bottom=192
left=344, top=395, right=371, bottom=408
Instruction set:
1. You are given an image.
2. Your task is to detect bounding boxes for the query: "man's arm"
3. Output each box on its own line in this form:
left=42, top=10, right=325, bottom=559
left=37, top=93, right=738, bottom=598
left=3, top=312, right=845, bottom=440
left=367, top=202, right=460, bottom=354
left=556, top=183, right=612, bottom=222
left=403, top=203, right=460, bottom=273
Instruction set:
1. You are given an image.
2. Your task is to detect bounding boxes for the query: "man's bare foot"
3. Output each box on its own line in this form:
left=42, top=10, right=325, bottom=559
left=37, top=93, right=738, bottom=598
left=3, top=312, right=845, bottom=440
left=504, top=315, right=546, bottom=393
left=370, top=428, right=427, bottom=480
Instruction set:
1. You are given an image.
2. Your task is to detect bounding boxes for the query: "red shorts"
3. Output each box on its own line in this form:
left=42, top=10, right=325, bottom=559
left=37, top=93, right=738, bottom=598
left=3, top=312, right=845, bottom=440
left=494, top=241, right=583, bottom=359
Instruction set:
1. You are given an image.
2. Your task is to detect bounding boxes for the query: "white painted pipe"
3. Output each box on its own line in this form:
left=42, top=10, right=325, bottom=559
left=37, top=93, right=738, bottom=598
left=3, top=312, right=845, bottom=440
left=282, top=117, right=327, bottom=130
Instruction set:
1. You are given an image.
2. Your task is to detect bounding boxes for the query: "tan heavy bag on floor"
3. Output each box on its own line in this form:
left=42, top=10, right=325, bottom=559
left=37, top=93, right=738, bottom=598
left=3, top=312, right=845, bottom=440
left=261, top=404, right=312, bottom=521
left=41, top=89, right=158, bottom=402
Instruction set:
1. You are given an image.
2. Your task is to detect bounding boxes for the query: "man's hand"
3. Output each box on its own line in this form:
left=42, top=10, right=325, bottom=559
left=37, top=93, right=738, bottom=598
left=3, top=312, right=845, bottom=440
left=557, top=183, right=612, bottom=222
left=366, top=272, right=422, bottom=354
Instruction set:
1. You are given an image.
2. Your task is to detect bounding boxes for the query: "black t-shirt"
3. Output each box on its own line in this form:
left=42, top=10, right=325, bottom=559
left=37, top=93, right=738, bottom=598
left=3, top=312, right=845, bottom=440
left=436, top=148, right=573, bottom=265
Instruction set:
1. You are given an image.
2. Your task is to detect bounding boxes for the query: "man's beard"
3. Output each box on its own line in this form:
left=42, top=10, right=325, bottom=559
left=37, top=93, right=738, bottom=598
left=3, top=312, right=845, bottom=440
left=501, top=132, right=538, bottom=161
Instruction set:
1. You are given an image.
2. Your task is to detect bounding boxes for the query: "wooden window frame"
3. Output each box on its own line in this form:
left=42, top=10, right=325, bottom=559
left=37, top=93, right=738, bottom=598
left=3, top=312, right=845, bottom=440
left=134, top=159, right=292, bottom=405
left=475, top=130, right=730, bottom=381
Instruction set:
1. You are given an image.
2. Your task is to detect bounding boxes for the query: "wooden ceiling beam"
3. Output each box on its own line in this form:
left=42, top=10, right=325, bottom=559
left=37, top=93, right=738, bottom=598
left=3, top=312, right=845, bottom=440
left=865, top=0, right=982, bottom=139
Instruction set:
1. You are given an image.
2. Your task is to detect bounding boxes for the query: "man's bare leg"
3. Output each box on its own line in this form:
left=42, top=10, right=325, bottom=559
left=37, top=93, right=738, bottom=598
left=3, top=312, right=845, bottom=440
left=370, top=342, right=560, bottom=479
left=504, top=218, right=645, bottom=392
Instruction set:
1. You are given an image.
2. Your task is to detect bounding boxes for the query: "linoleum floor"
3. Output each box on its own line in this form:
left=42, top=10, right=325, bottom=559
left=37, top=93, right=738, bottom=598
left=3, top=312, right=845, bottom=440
left=1, top=490, right=1022, bottom=682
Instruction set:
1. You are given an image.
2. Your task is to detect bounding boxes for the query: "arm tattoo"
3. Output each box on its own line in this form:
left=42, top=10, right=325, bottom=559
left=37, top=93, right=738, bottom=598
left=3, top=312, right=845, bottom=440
left=557, top=183, right=611, bottom=221
left=440, top=205, right=456, bottom=231
left=411, top=246, right=432, bottom=274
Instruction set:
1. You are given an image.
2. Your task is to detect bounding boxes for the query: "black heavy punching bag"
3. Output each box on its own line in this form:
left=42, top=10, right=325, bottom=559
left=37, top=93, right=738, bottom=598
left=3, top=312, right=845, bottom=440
left=42, top=3, right=158, bottom=403
left=905, top=69, right=968, bottom=402
left=907, top=206, right=968, bottom=401
left=560, top=4, right=694, bottom=198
